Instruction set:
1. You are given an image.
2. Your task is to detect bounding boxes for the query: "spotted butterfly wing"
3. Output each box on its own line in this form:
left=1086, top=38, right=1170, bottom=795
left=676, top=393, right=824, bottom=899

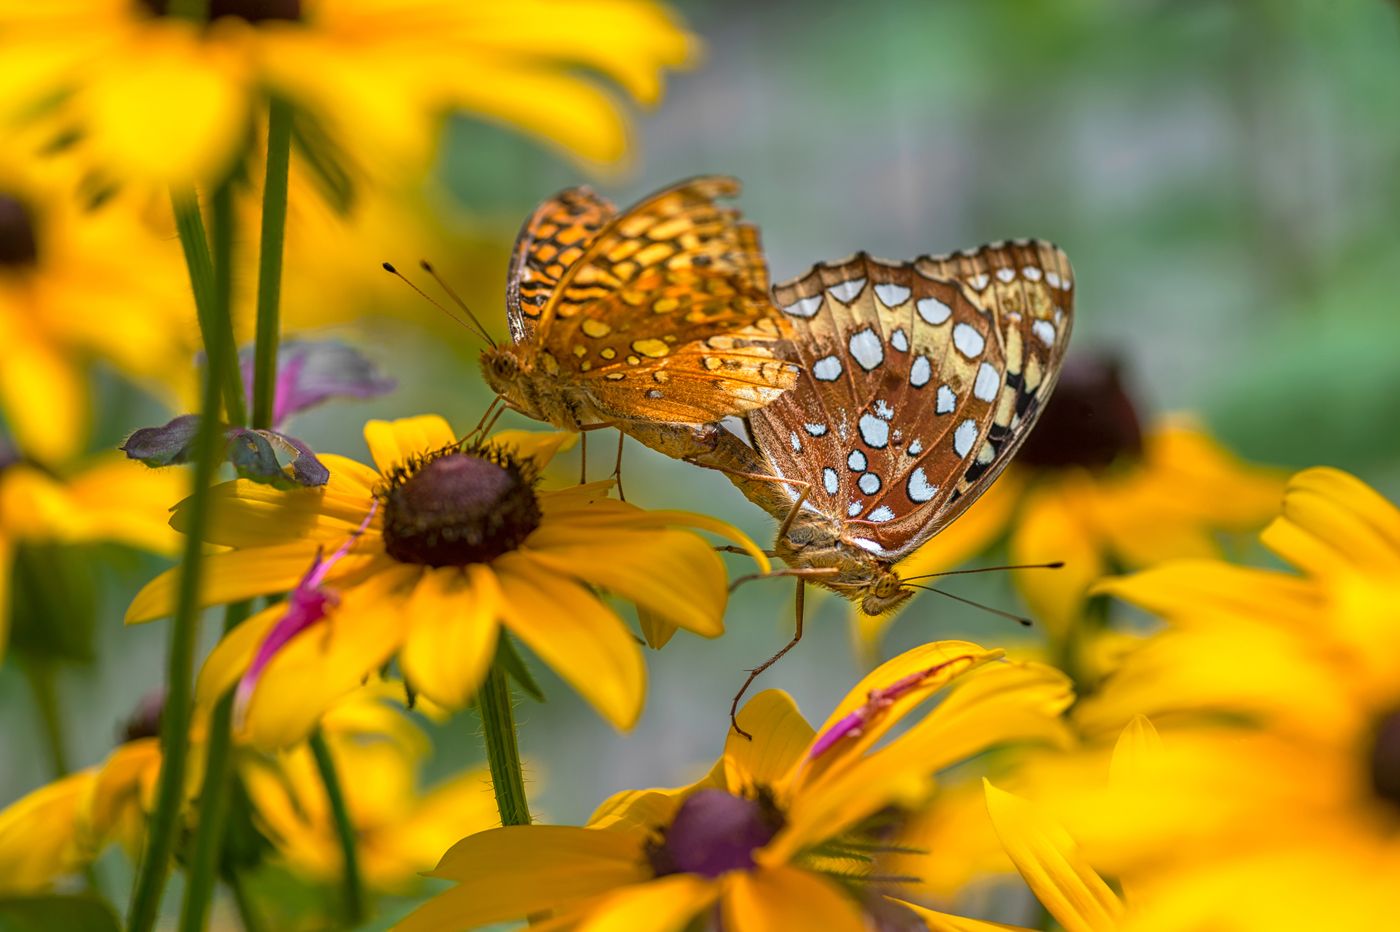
left=750, top=240, right=1074, bottom=558
left=507, top=176, right=797, bottom=424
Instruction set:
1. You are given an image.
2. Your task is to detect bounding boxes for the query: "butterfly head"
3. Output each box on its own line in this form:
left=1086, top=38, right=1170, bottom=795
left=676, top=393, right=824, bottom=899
left=480, top=346, right=574, bottom=429
left=776, top=515, right=913, bottom=616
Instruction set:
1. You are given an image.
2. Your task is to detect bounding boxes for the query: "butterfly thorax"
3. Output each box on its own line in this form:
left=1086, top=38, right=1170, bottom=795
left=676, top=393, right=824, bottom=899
left=775, top=513, right=912, bottom=616
left=481, top=345, right=600, bottom=432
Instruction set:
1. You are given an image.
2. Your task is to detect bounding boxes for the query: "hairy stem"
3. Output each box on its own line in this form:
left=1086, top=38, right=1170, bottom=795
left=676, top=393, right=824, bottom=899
left=310, top=729, right=365, bottom=925
left=477, top=660, right=532, bottom=826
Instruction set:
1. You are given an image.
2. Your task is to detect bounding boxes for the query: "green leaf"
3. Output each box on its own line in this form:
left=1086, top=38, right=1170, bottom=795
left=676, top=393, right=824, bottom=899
left=289, top=106, right=355, bottom=214
left=495, top=634, right=545, bottom=702
left=0, top=896, right=120, bottom=932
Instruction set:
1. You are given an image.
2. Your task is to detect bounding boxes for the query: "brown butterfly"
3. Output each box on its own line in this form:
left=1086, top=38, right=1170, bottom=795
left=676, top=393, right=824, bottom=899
left=479, top=177, right=799, bottom=448
left=672, top=239, right=1075, bottom=731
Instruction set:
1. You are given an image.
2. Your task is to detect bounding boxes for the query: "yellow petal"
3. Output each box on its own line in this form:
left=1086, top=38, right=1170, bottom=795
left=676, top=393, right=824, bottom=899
left=1009, top=483, right=1105, bottom=642
left=1088, top=561, right=1319, bottom=629
left=526, top=527, right=727, bottom=638
left=982, top=781, right=1123, bottom=932
left=0, top=327, right=85, bottom=463
left=539, top=500, right=770, bottom=575
left=495, top=553, right=646, bottom=730
left=400, top=825, right=650, bottom=931
left=0, top=770, right=97, bottom=893
left=1264, top=466, right=1400, bottom=578
left=87, top=739, right=162, bottom=845
left=637, top=607, right=679, bottom=649
left=363, top=414, right=456, bottom=475
left=724, top=690, right=817, bottom=791
left=896, top=900, right=1029, bottom=931
left=61, top=454, right=184, bottom=555
left=398, top=565, right=502, bottom=709
left=125, top=543, right=389, bottom=623
left=367, top=767, right=502, bottom=890
left=1109, top=715, right=1162, bottom=789
left=574, top=873, right=719, bottom=932
left=193, top=601, right=285, bottom=708
left=489, top=429, right=577, bottom=470
left=720, top=867, right=865, bottom=932
left=243, top=565, right=420, bottom=749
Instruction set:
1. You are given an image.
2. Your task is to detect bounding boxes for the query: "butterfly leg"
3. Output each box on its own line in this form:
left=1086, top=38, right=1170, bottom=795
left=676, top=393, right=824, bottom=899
left=579, top=430, right=588, bottom=484
left=730, top=579, right=806, bottom=740
left=612, top=430, right=627, bottom=502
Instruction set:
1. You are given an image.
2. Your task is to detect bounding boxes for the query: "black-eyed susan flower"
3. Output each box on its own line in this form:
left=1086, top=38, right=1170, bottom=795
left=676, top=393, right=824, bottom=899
left=854, top=356, right=1284, bottom=672
left=0, top=0, right=695, bottom=192
left=0, top=156, right=196, bottom=461
left=1027, top=467, right=1400, bottom=929
left=126, top=414, right=754, bottom=745
left=397, top=642, right=1074, bottom=931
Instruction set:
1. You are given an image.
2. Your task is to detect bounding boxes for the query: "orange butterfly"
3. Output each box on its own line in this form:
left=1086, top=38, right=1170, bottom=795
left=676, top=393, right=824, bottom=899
left=480, top=177, right=798, bottom=445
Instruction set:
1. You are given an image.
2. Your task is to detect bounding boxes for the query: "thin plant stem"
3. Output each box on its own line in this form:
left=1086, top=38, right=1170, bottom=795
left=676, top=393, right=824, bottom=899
left=251, top=98, right=293, bottom=430
left=177, top=599, right=251, bottom=932
left=309, top=729, right=365, bottom=926
left=22, top=659, right=70, bottom=777
left=167, top=0, right=209, bottom=21
left=127, top=182, right=237, bottom=932
left=477, top=660, right=532, bottom=826
left=170, top=191, right=247, bottom=426
left=225, top=869, right=265, bottom=932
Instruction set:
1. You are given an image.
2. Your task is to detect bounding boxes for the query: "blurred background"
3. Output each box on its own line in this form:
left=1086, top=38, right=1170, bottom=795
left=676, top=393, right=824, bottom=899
left=4, top=0, right=1400, bottom=924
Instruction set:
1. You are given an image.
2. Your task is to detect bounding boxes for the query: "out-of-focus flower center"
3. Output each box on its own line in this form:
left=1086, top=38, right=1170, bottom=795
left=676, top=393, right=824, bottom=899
left=121, top=690, right=166, bottom=743
left=1368, top=708, right=1400, bottom=810
left=138, top=0, right=302, bottom=23
left=647, top=788, right=784, bottom=879
left=0, top=194, right=39, bottom=270
left=1016, top=355, right=1144, bottom=472
left=380, top=449, right=541, bottom=567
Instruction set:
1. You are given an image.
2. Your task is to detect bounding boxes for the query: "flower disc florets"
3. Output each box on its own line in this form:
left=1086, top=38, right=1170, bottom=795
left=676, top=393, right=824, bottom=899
left=1369, top=708, right=1400, bottom=810
left=647, top=788, right=785, bottom=879
left=0, top=194, right=38, bottom=270
left=139, top=0, right=302, bottom=23
left=379, top=444, right=541, bottom=568
left=1017, top=355, right=1143, bottom=472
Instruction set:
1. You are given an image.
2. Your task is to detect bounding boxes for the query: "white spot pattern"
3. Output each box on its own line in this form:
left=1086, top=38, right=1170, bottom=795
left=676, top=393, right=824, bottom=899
left=996, top=267, right=1015, bottom=283
left=954, top=419, right=978, bottom=457
left=866, top=507, right=895, bottom=523
left=874, top=399, right=894, bottom=420
left=858, top=413, right=889, bottom=448
left=848, top=450, right=867, bottom=471
left=907, top=467, right=938, bottom=503
left=828, top=277, right=866, bottom=303
left=847, top=500, right=863, bottom=517
left=790, top=431, right=803, bottom=453
left=1022, top=266, right=1043, bottom=281
left=952, top=323, right=985, bottom=358
left=917, top=296, right=952, bottom=325
left=813, top=355, right=843, bottom=381
left=1032, top=320, right=1055, bottom=346
left=973, top=362, right=1001, bottom=402
left=859, top=473, right=881, bottom=495
left=875, top=283, right=911, bottom=307
left=907, top=439, right=923, bottom=456
left=889, top=328, right=909, bottom=352
left=969, top=273, right=990, bottom=291
left=936, top=384, right=956, bottom=414
left=782, top=295, right=823, bottom=318
left=848, top=327, right=884, bottom=371
left=823, top=467, right=839, bottom=495
left=910, top=355, right=931, bottom=387
left=804, top=422, right=828, bottom=437
left=1045, top=271, right=1062, bottom=289
left=852, top=536, right=886, bottom=552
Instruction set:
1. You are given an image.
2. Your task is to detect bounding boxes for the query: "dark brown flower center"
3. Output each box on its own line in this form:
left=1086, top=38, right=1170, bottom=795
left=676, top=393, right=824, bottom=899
left=0, top=194, right=39, bottom=270
left=380, top=449, right=541, bottom=567
left=1016, top=354, right=1144, bottom=473
left=121, top=690, right=166, bottom=743
left=647, top=789, right=784, bottom=879
left=138, top=0, right=302, bottom=23
left=1369, top=708, right=1400, bottom=810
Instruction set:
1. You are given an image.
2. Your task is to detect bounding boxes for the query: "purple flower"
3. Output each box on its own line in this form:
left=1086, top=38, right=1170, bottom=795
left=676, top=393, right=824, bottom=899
left=240, top=340, right=396, bottom=429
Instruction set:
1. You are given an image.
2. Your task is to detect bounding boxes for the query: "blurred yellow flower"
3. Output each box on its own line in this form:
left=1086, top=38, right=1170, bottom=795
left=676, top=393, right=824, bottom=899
left=126, top=415, right=755, bottom=743
left=0, top=450, right=183, bottom=659
left=0, top=0, right=695, bottom=191
left=0, top=156, right=196, bottom=461
left=398, top=643, right=1073, bottom=931
left=1030, top=467, right=1400, bottom=929
left=0, top=683, right=485, bottom=897
left=855, top=357, right=1283, bottom=671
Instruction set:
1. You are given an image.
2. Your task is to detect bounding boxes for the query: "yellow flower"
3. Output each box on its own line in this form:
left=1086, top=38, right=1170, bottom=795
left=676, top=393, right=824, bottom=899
left=125, top=414, right=755, bottom=745
left=0, top=0, right=695, bottom=191
left=854, top=357, right=1283, bottom=667
left=1028, top=467, right=1400, bottom=929
left=0, top=155, right=196, bottom=461
left=0, top=450, right=182, bottom=658
left=398, top=642, right=1073, bottom=931
left=0, top=682, right=488, bottom=898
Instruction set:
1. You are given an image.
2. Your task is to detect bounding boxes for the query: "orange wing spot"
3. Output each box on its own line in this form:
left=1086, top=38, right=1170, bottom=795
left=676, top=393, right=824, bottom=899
left=620, top=290, right=647, bottom=307
left=703, top=357, right=722, bottom=371
left=534, top=243, right=558, bottom=262
left=582, top=320, right=612, bottom=338
left=541, top=352, right=560, bottom=376
left=572, top=345, right=587, bottom=357
left=634, top=242, right=675, bottom=267
left=652, top=371, right=671, bottom=383
left=605, top=372, right=626, bottom=381
left=648, top=216, right=692, bottom=240
left=607, top=239, right=643, bottom=262
left=600, top=347, right=618, bottom=360
left=632, top=339, right=670, bottom=358
left=555, top=224, right=590, bottom=246
left=626, top=355, right=641, bottom=365
left=580, top=361, right=593, bottom=372
left=652, top=296, right=680, bottom=314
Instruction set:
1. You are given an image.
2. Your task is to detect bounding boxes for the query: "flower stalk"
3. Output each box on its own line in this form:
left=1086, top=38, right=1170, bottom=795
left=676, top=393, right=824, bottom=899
left=309, top=729, right=366, bottom=926
left=251, top=98, right=292, bottom=431
left=127, top=182, right=238, bottom=932
left=477, top=658, right=532, bottom=826
left=171, top=191, right=246, bottom=426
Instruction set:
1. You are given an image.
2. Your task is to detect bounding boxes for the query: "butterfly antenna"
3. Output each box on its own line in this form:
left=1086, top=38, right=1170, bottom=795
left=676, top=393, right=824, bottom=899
left=420, top=259, right=498, bottom=349
left=381, top=262, right=495, bottom=347
left=903, top=584, right=1034, bottom=627
left=901, top=561, right=1064, bottom=583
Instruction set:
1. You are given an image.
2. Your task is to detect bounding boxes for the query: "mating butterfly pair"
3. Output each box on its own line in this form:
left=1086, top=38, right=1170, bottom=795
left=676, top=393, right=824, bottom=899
left=482, top=177, right=1074, bottom=729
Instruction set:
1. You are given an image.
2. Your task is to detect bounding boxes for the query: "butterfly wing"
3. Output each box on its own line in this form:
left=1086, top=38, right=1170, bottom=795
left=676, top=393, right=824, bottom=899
left=749, top=240, right=1074, bottom=559
left=505, top=185, right=617, bottom=345
left=520, top=176, right=796, bottom=424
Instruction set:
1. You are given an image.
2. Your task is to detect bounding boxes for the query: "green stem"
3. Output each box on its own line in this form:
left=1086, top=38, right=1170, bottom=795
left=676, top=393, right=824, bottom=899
left=177, top=600, right=251, bottom=932
left=167, top=0, right=209, bottom=22
left=477, top=660, right=532, bottom=826
left=309, top=729, right=365, bottom=926
left=251, top=99, right=292, bottom=431
left=22, top=660, right=70, bottom=777
left=127, top=183, right=237, bottom=932
left=225, top=869, right=265, bottom=932
left=170, top=191, right=247, bottom=427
